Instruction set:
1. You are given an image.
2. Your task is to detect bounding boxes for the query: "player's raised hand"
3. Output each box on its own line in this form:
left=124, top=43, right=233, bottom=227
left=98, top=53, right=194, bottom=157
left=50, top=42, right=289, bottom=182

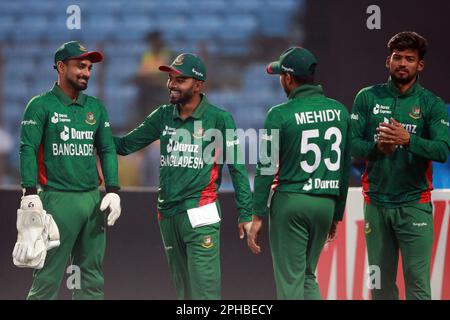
left=377, top=117, right=410, bottom=146
left=247, top=215, right=263, bottom=254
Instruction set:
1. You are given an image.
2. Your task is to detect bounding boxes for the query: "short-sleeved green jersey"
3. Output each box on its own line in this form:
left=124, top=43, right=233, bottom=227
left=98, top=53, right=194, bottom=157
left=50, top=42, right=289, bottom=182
left=253, top=84, right=351, bottom=221
left=20, top=83, right=119, bottom=192
left=351, top=78, right=450, bottom=207
left=114, top=94, right=253, bottom=223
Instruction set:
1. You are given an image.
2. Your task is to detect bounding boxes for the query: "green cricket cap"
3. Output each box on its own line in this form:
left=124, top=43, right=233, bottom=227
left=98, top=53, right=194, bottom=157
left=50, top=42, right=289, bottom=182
left=159, top=53, right=206, bottom=81
left=267, top=46, right=317, bottom=77
left=54, top=41, right=103, bottom=68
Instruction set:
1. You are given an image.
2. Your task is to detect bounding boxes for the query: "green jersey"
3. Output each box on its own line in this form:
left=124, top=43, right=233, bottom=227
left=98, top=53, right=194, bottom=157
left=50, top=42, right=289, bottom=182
left=20, top=83, right=119, bottom=192
left=350, top=78, right=450, bottom=207
left=114, top=94, right=253, bottom=223
left=253, top=85, right=351, bottom=221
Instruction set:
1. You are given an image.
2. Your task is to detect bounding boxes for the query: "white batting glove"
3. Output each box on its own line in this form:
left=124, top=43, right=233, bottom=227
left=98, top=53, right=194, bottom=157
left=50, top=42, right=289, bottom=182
left=100, top=193, right=121, bottom=226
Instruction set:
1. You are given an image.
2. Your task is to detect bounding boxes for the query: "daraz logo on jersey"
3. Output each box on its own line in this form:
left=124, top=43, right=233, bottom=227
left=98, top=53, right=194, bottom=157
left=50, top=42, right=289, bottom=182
left=373, top=104, right=391, bottom=115
left=166, top=139, right=199, bottom=153
left=162, top=125, right=176, bottom=136
left=59, top=126, right=94, bottom=142
left=303, top=178, right=340, bottom=191
left=51, top=112, right=71, bottom=124
left=60, top=126, right=70, bottom=141
left=303, top=178, right=313, bottom=191
left=54, top=126, right=94, bottom=157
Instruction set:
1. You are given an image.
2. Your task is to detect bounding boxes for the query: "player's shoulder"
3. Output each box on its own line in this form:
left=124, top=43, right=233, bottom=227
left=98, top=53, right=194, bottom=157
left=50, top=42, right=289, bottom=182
left=266, top=101, right=287, bottom=116
left=355, top=83, right=387, bottom=97
left=325, top=96, right=348, bottom=111
left=329, top=98, right=351, bottom=122
left=84, top=94, right=107, bottom=110
left=419, top=86, right=445, bottom=107
left=25, top=90, right=53, bottom=110
left=204, top=100, right=234, bottom=120
left=156, top=103, right=176, bottom=117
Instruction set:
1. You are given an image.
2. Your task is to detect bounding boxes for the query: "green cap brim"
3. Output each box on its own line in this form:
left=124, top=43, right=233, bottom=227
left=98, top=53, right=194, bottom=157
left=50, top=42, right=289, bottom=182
left=266, top=61, right=281, bottom=74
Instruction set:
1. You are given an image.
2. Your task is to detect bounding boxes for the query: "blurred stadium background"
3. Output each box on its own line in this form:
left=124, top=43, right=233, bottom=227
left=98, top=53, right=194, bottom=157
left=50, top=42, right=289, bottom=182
left=0, top=0, right=449, bottom=299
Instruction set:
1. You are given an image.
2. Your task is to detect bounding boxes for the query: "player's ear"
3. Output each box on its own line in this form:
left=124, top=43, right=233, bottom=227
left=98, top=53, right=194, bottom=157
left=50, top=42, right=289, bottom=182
left=417, top=59, right=425, bottom=72
left=286, top=73, right=295, bottom=86
left=56, top=61, right=66, bottom=74
left=194, top=79, right=203, bottom=92
left=385, top=55, right=391, bottom=69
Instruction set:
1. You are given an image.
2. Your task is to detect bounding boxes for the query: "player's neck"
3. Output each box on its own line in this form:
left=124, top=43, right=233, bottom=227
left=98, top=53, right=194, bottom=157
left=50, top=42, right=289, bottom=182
left=178, top=94, right=201, bottom=120
left=393, top=76, right=417, bottom=94
left=57, top=80, right=79, bottom=101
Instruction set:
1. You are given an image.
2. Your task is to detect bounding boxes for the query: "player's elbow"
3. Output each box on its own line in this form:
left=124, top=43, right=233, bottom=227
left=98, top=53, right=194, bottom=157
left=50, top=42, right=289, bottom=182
left=435, top=150, right=448, bottom=163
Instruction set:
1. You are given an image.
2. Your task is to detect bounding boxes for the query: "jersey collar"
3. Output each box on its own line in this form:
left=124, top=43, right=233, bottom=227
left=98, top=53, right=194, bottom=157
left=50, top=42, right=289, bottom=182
left=288, top=84, right=324, bottom=100
left=51, top=83, right=87, bottom=107
left=172, top=93, right=209, bottom=120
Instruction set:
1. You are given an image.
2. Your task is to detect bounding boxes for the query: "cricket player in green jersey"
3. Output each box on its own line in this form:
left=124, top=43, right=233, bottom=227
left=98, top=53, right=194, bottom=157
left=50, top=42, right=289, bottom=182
left=15, top=41, right=121, bottom=299
left=114, top=53, right=253, bottom=299
left=351, top=31, right=450, bottom=300
left=247, top=47, right=352, bottom=299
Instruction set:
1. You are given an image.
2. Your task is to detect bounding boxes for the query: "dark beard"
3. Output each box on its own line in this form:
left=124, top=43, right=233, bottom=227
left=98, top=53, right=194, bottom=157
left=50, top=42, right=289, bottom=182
left=170, top=89, right=194, bottom=105
left=390, top=69, right=417, bottom=85
left=67, top=76, right=88, bottom=91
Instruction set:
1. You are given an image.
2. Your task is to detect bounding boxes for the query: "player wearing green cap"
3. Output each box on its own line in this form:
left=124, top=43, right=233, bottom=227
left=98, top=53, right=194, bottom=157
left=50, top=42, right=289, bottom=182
left=247, top=47, right=351, bottom=300
left=351, top=32, right=450, bottom=300
left=16, top=41, right=121, bottom=299
left=114, top=53, right=253, bottom=299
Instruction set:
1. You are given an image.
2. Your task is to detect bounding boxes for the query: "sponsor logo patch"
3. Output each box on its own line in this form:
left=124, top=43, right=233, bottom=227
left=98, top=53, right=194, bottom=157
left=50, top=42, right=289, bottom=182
left=21, top=120, right=37, bottom=126
left=281, top=65, right=294, bottom=73
left=373, top=104, right=391, bottom=115
left=302, top=178, right=313, bottom=191
left=60, top=126, right=70, bottom=142
left=51, top=112, right=70, bottom=124
left=191, top=68, right=204, bottom=78
left=162, top=125, right=176, bottom=136
left=412, top=222, right=428, bottom=227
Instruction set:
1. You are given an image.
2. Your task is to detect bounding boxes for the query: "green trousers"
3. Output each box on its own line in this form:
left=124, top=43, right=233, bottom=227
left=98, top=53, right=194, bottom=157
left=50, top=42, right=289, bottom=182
left=364, top=202, right=433, bottom=300
left=269, top=192, right=335, bottom=300
left=27, top=190, right=106, bottom=300
left=158, top=212, right=221, bottom=300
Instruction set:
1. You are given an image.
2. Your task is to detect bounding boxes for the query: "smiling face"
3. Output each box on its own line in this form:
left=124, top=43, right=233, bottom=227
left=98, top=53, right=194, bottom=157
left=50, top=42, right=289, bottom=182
left=58, top=58, right=92, bottom=91
left=386, top=49, right=424, bottom=85
left=166, top=72, right=202, bottom=105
